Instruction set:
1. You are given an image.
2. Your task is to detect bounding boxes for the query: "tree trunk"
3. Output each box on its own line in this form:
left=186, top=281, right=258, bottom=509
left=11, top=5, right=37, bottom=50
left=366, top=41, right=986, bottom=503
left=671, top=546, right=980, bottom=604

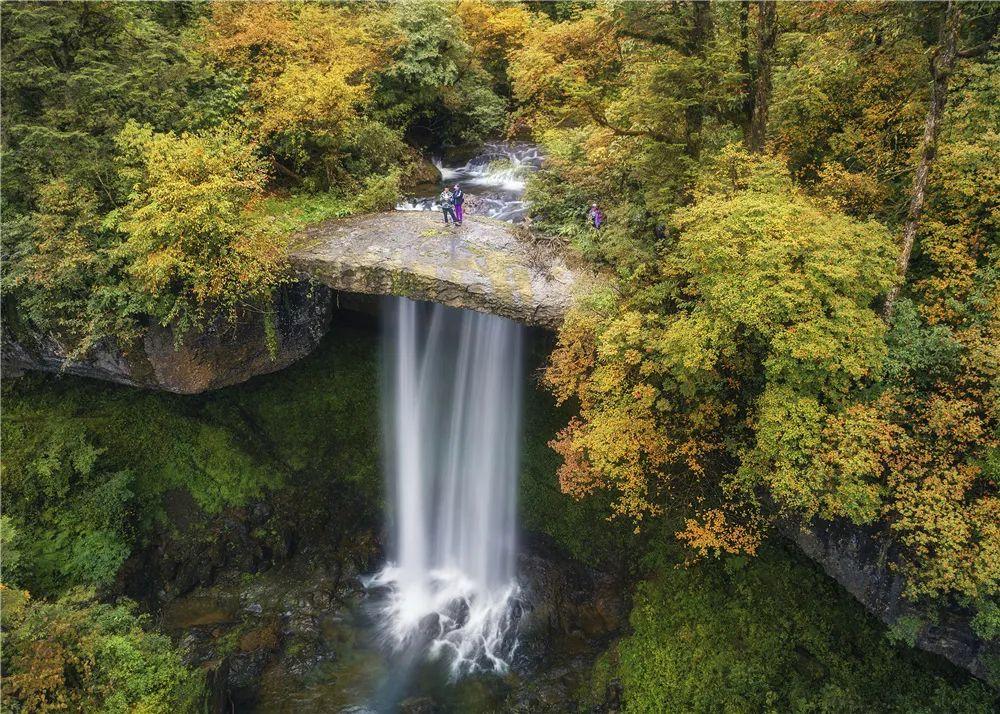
left=881, top=2, right=962, bottom=323
left=684, top=1, right=714, bottom=160
left=748, top=0, right=777, bottom=152
left=738, top=0, right=752, bottom=141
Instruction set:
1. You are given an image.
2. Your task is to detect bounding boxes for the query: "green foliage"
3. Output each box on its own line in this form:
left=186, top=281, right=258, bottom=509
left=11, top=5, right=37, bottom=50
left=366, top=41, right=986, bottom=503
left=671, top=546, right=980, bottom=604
left=3, top=588, right=204, bottom=713
left=546, top=149, right=898, bottom=531
left=256, top=192, right=353, bottom=233
left=2, top=428, right=135, bottom=595
left=883, top=299, right=963, bottom=388
left=351, top=170, right=403, bottom=215
left=1, top=515, right=23, bottom=586
left=1, top=314, right=382, bottom=544
left=605, top=541, right=997, bottom=713
left=971, top=599, right=1000, bottom=641
left=0, top=1, right=201, bottom=214
left=376, top=0, right=506, bottom=146
left=886, top=615, right=925, bottom=648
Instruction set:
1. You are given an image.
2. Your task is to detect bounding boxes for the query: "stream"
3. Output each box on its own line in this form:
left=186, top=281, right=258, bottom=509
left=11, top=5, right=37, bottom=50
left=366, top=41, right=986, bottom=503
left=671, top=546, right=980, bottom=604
left=396, top=142, right=541, bottom=223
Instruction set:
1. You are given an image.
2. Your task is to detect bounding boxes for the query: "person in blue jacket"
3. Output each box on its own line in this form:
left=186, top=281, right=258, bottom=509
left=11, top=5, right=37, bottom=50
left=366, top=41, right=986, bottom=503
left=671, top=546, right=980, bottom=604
left=440, top=187, right=457, bottom=226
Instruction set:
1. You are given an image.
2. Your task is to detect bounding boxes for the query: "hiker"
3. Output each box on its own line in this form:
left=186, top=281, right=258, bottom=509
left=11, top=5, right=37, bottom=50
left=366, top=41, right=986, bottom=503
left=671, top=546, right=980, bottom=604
left=587, top=203, right=604, bottom=229
left=440, top=187, right=457, bottom=226
left=452, top=184, right=465, bottom=225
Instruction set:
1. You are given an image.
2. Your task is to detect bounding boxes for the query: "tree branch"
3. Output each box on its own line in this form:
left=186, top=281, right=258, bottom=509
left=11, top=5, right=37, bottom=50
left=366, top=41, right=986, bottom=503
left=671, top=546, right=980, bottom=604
left=582, top=99, right=673, bottom=143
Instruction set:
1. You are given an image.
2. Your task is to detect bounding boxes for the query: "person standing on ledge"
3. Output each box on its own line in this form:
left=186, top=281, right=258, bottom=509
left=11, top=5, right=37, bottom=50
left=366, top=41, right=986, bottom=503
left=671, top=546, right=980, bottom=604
left=452, top=183, right=465, bottom=225
left=440, top=187, right=457, bottom=226
left=587, top=203, right=604, bottom=230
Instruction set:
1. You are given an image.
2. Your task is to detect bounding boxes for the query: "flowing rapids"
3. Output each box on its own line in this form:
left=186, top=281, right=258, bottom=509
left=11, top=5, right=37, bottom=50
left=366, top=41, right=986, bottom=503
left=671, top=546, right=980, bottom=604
left=367, top=297, right=525, bottom=678
left=396, top=141, right=541, bottom=222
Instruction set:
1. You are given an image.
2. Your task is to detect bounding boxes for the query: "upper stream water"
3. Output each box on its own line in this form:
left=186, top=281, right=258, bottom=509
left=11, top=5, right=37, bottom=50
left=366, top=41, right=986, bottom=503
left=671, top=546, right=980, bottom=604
left=395, top=142, right=541, bottom=222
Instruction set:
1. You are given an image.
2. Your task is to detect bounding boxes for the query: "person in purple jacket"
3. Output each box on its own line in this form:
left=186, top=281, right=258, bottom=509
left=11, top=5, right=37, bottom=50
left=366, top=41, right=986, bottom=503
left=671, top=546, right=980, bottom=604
left=452, top=184, right=465, bottom=225
left=587, top=203, right=604, bottom=229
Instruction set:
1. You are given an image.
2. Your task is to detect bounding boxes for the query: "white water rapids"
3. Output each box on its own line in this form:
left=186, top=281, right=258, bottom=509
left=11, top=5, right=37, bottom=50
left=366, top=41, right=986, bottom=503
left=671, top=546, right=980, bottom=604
left=396, top=142, right=541, bottom=222
left=367, top=298, right=524, bottom=678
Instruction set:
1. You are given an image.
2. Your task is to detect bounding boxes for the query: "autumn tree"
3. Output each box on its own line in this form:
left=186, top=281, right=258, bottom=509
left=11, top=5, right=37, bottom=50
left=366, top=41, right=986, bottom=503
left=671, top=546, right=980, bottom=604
left=546, top=148, right=896, bottom=548
left=110, top=122, right=289, bottom=334
left=201, top=1, right=404, bottom=189
left=882, top=1, right=998, bottom=320
left=2, top=588, right=204, bottom=712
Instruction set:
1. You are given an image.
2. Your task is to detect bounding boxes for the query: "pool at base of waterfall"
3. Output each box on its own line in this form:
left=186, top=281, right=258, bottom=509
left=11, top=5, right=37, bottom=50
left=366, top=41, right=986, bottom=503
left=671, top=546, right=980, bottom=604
left=159, top=530, right=618, bottom=713
left=363, top=565, right=522, bottom=679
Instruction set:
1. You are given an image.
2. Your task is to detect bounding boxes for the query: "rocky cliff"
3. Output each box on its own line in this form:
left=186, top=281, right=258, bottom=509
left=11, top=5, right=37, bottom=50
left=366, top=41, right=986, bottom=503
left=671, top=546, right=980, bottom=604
left=791, top=519, right=997, bottom=685
left=290, top=211, right=589, bottom=329
left=2, top=282, right=332, bottom=394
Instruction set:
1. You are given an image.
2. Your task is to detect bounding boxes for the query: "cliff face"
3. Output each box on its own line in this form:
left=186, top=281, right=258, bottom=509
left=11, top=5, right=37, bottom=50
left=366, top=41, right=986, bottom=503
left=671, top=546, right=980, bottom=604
left=791, top=519, right=997, bottom=685
left=2, top=282, right=332, bottom=394
left=3, top=210, right=587, bottom=392
left=289, top=211, right=590, bottom=329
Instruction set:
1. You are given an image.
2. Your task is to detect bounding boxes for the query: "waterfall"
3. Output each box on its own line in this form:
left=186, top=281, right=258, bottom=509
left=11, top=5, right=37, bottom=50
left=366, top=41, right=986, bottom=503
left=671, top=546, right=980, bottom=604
left=397, top=142, right=541, bottom=223
left=368, top=297, right=524, bottom=678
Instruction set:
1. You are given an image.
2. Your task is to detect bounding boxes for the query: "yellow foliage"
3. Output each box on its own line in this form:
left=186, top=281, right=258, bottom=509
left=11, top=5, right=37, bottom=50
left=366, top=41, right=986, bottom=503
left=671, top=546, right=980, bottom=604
left=203, top=2, right=388, bottom=143
left=677, top=509, right=762, bottom=558
left=113, top=123, right=288, bottom=329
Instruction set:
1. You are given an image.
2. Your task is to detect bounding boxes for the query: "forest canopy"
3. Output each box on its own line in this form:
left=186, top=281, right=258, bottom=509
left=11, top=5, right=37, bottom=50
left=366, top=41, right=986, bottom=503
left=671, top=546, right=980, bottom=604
left=3, top=0, right=998, bottom=605
left=1, top=1, right=999, bottom=709
left=526, top=0, right=999, bottom=607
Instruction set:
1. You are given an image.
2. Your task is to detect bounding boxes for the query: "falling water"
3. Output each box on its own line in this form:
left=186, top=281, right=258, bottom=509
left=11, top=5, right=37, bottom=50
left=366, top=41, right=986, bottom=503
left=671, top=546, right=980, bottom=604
left=368, top=297, right=524, bottom=678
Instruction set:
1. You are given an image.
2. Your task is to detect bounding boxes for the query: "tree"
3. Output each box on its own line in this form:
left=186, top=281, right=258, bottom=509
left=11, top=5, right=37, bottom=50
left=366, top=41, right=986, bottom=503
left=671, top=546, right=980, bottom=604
left=3, top=588, right=204, bottom=713
left=201, top=1, right=406, bottom=188
left=882, top=1, right=997, bottom=321
left=2, top=427, right=135, bottom=594
left=375, top=0, right=506, bottom=147
left=748, top=0, right=778, bottom=151
left=0, top=1, right=199, bottom=213
left=545, top=148, right=896, bottom=539
left=111, top=122, right=289, bottom=334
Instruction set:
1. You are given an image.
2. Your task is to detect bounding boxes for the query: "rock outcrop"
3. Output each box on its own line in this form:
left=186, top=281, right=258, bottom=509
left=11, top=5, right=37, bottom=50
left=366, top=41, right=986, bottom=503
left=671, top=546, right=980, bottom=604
left=290, top=211, right=589, bottom=328
left=2, top=282, right=332, bottom=394
left=4, top=211, right=587, bottom=392
left=790, top=519, right=997, bottom=685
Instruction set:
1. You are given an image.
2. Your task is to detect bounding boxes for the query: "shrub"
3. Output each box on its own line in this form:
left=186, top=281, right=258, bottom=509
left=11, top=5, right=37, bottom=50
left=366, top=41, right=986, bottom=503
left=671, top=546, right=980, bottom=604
left=3, top=588, right=204, bottom=713
left=351, top=169, right=403, bottom=214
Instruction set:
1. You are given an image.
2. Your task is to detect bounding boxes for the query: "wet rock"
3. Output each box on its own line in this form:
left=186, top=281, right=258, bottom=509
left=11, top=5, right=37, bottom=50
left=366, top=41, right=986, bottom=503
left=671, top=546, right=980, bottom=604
left=224, top=649, right=275, bottom=708
left=514, top=533, right=628, bottom=670
left=2, top=281, right=332, bottom=393
left=398, top=696, right=441, bottom=714
left=402, top=153, right=442, bottom=189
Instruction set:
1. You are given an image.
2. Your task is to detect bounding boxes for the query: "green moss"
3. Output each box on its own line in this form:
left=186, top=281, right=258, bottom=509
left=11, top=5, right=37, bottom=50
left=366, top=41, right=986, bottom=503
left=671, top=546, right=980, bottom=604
left=607, top=539, right=998, bottom=713
left=2, top=314, right=382, bottom=535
